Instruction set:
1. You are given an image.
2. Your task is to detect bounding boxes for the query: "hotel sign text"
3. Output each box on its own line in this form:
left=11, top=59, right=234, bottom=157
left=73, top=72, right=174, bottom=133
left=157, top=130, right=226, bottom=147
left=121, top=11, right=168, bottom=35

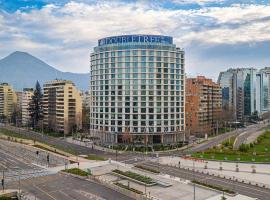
left=98, top=35, right=173, bottom=46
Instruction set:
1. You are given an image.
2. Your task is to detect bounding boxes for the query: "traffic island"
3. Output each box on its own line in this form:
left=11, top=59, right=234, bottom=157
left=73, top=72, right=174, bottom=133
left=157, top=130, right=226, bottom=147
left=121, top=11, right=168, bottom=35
left=191, top=180, right=236, bottom=196
left=112, top=169, right=157, bottom=186
left=114, top=182, right=144, bottom=194
left=61, top=168, right=91, bottom=179
left=134, top=165, right=160, bottom=174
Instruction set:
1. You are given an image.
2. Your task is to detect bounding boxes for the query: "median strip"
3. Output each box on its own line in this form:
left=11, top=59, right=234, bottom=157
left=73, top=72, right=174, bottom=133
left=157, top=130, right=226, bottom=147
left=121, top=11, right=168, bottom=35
left=112, top=169, right=156, bottom=186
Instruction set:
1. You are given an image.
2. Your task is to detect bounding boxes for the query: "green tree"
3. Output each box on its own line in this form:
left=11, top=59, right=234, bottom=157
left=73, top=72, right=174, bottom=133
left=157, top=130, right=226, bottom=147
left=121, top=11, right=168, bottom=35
left=29, top=81, right=43, bottom=128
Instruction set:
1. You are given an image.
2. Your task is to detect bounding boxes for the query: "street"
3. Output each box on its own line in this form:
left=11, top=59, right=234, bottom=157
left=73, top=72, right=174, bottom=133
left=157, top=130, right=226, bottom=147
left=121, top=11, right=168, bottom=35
left=183, top=123, right=266, bottom=154
left=7, top=173, right=133, bottom=200
left=1, top=125, right=137, bottom=162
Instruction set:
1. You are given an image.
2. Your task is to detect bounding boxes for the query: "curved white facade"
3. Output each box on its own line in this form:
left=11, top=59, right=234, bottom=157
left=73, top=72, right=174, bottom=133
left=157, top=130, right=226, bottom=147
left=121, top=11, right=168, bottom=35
left=90, top=35, right=185, bottom=144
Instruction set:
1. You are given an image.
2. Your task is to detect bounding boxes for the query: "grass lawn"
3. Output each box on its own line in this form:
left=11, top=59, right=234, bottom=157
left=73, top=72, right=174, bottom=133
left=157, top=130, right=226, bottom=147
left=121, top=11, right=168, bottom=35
left=0, top=128, right=78, bottom=155
left=192, top=180, right=235, bottom=194
left=61, top=168, right=90, bottom=176
left=33, top=144, right=67, bottom=156
left=0, top=197, right=18, bottom=200
left=0, top=128, right=32, bottom=140
left=192, top=131, right=270, bottom=163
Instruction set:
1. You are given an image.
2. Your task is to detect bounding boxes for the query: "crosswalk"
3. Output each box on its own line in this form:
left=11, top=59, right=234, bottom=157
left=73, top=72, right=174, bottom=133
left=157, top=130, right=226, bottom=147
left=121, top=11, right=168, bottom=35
left=5, top=169, right=55, bottom=183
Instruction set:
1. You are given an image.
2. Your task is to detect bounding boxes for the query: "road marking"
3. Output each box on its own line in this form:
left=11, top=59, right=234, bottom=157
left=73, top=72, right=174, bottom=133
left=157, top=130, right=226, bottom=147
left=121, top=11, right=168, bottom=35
left=29, top=183, right=57, bottom=200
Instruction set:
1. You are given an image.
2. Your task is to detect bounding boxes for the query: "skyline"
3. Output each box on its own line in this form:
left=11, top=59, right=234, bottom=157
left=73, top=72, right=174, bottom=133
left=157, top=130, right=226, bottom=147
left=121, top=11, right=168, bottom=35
left=0, top=0, right=270, bottom=80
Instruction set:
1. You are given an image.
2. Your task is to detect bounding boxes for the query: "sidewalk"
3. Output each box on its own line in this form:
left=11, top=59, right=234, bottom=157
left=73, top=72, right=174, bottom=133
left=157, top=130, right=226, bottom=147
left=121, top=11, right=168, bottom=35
left=206, top=194, right=257, bottom=200
left=160, top=156, right=270, bottom=187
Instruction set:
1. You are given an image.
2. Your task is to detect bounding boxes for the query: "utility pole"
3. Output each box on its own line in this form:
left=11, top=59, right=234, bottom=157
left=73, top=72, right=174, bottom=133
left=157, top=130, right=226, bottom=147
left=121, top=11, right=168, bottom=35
left=18, top=170, right=21, bottom=198
left=193, top=160, right=196, bottom=200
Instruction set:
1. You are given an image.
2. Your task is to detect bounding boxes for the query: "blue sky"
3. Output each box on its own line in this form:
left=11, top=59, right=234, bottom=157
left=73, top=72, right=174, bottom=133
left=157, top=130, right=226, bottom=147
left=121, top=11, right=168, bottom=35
left=0, top=0, right=270, bottom=79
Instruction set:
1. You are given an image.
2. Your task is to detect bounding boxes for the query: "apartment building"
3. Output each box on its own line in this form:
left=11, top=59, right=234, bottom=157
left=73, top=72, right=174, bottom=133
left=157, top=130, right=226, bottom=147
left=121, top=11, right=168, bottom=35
left=185, top=76, right=222, bottom=137
left=0, top=83, right=17, bottom=120
left=22, top=88, right=34, bottom=126
left=43, top=80, right=82, bottom=135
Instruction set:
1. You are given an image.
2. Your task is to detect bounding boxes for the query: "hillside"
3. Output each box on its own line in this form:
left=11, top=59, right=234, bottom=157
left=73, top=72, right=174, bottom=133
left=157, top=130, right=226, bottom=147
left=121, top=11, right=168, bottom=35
left=0, top=51, right=89, bottom=91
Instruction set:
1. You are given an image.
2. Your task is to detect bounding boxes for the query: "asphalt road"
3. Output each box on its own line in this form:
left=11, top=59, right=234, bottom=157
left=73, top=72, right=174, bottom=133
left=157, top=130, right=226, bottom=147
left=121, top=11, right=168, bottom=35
left=1, top=125, right=137, bottom=161
left=7, top=173, right=133, bottom=200
left=233, top=125, right=264, bottom=150
left=0, top=144, right=39, bottom=171
left=183, top=123, right=266, bottom=154
left=0, top=140, right=55, bottom=184
left=1, top=123, right=267, bottom=162
left=141, top=161, right=270, bottom=200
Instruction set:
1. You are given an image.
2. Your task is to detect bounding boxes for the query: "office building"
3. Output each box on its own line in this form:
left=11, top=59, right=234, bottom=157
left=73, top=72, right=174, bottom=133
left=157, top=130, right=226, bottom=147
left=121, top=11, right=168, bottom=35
left=0, top=83, right=17, bottom=120
left=256, top=68, right=270, bottom=114
left=185, top=76, right=222, bottom=137
left=218, top=68, right=257, bottom=120
left=90, top=35, right=185, bottom=144
left=43, top=80, right=82, bottom=135
left=22, top=88, right=34, bottom=126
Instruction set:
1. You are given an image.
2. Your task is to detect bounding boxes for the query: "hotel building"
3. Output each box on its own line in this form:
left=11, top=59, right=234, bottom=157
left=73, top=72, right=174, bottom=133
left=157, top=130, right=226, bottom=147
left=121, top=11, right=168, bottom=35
left=90, top=35, right=185, bottom=144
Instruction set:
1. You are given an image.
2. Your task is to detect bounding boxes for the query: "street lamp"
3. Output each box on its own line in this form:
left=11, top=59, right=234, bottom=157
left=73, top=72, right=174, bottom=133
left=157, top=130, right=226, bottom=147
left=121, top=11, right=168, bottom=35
left=193, top=160, right=196, bottom=200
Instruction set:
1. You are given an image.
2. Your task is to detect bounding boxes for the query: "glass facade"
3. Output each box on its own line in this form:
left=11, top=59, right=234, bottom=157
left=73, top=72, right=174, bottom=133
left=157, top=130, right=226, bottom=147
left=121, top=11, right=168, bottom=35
left=90, top=35, right=185, bottom=143
left=256, top=70, right=270, bottom=113
left=218, top=68, right=257, bottom=120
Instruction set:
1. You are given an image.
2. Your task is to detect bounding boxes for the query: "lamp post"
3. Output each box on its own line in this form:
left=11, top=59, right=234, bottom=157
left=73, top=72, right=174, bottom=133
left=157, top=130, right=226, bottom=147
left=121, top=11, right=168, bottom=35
left=193, top=160, right=196, bottom=200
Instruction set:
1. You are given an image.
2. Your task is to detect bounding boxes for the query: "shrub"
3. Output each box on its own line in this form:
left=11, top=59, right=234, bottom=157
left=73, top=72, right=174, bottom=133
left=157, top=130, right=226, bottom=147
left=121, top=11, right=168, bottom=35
left=62, top=168, right=90, bottom=177
left=112, top=169, right=154, bottom=184
left=239, top=144, right=249, bottom=152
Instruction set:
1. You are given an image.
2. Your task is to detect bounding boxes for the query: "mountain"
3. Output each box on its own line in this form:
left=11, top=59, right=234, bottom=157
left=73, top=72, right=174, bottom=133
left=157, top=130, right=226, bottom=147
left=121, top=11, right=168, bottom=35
left=0, top=51, right=89, bottom=91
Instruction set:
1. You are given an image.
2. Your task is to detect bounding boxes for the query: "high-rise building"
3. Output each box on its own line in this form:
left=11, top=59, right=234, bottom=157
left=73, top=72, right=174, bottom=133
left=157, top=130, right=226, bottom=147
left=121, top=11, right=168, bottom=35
left=256, top=68, right=270, bottom=114
left=218, top=68, right=257, bottom=120
left=43, top=80, right=82, bottom=135
left=185, top=76, right=222, bottom=137
left=218, top=71, right=237, bottom=119
left=90, top=35, right=185, bottom=144
left=0, top=83, right=17, bottom=120
left=22, top=88, right=34, bottom=126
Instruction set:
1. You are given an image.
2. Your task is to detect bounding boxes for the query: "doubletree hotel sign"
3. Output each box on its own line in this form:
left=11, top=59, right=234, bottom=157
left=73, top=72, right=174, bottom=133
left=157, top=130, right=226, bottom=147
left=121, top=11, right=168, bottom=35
left=98, top=35, right=173, bottom=46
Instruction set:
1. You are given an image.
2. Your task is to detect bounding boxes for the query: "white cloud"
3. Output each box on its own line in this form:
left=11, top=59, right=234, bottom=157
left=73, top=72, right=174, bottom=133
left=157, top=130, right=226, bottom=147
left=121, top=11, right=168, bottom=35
left=172, top=0, right=225, bottom=5
left=0, top=1, right=270, bottom=74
